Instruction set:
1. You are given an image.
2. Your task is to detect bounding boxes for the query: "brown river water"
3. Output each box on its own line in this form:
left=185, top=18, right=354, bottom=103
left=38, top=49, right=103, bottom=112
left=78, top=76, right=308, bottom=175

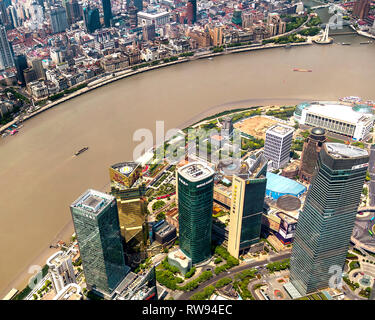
left=0, top=38, right=375, bottom=296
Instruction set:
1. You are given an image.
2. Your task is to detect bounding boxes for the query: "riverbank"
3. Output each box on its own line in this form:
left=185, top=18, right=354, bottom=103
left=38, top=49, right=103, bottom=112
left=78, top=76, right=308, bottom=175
left=0, top=41, right=313, bottom=136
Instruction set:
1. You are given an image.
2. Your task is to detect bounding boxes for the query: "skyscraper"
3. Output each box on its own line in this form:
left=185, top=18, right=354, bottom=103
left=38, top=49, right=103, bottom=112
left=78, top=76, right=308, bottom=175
left=102, top=0, right=112, bottom=28
left=0, top=25, right=14, bottom=70
left=177, top=162, right=215, bottom=265
left=70, top=189, right=129, bottom=297
left=299, top=127, right=326, bottom=183
left=49, top=6, right=69, bottom=34
left=14, top=54, right=28, bottom=86
left=109, top=162, right=147, bottom=254
left=84, top=6, right=101, bottom=33
left=227, top=154, right=268, bottom=259
left=290, top=143, right=369, bottom=296
left=70, top=0, right=81, bottom=22
left=263, top=124, right=294, bottom=169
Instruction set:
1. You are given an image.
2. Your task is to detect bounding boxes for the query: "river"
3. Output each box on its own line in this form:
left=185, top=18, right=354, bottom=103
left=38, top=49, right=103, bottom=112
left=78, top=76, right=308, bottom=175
left=0, top=7, right=375, bottom=297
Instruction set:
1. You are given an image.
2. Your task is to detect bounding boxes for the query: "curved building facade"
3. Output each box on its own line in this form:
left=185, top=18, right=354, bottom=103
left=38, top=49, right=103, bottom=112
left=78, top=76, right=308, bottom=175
left=177, top=162, right=215, bottom=265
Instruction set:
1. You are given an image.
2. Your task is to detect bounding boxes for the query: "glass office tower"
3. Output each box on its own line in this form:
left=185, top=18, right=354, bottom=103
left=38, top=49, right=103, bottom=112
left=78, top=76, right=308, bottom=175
left=177, top=162, right=215, bottom=264
left=290, top=143, right=369, bottom=296
left=70, top=189, right=129, bottom=297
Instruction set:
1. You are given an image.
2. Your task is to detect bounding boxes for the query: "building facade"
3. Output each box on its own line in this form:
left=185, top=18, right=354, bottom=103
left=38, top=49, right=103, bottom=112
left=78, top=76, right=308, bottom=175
left=299, top=102, right=373, bottom=141
left=102, top=0, right=112, bottom=28
left=177, top=162, right=215, bottom=264
left=290, top=143, right=369, bottom=296
left=353, top=0, right=370, bottom=19
left=70, top=189, right=129, bottom=297
left=263, top=124, right=294, bottom=169
left=227, top=154, right=268, bottom=259
left=109, top=162, right=147, bottom=255
left=46, top=251, right=76, bottom=294
left=137, top=11, right=170, bottom=27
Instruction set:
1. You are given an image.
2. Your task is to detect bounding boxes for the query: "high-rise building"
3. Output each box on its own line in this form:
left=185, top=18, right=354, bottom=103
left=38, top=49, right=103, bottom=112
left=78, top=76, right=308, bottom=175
left=0, top=0, right=10, bottom=26
left=14, top=54, right=28, bottom=86
left=353, top=0, right=370, bottom=19
left=0, top=25, right=14, bottom=70
left=232, top=10, right=242, bottom=26
left=128, top=4, right=138, bottom=27
left=84, top=6, right=101, bottom=33
left=263, top=124, right=294, bottom=169
left=102, top=0, right=112, bottom=28
left=70, top=189, right=129, bottom=297
left=227, top=154, right=268, bottom=259
left=370, top=281, right=375, bottom=300
left=46, top=251, right=76, bottom=294
left=187, top=0, right=197, bottom=24
left=177, top=162, right=215, bottom=265
left=32, top=58, right=45, bottom=80
left=62, top=0, right=73, bottom=25
left=109, top=162, right=147, bottom=255
left=299, top=127, right=326, bottom=183
left=290, top=143, right=369, bottom=296
left=7, top=5, right=19, bottom=28
left=49, top=6, right=69, bottom=34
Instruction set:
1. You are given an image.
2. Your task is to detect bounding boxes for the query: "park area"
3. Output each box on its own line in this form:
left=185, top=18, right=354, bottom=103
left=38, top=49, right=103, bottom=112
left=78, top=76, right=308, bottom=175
left=234, top=116, right=278, bottom=140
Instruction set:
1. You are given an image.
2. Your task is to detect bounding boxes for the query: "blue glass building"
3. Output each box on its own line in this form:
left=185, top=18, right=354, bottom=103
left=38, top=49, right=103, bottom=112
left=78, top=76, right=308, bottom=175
left=290, top=143, right=369, bottom=295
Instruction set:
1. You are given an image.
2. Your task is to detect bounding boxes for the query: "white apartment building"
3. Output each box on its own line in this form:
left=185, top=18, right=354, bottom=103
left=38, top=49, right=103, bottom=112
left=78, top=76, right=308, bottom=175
left=263, top=124, right=294, bottom=169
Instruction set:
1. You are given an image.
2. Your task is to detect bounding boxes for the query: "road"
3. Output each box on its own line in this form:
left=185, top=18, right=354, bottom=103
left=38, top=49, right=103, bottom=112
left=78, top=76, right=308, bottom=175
left=176, top=251, right=291, bottom=300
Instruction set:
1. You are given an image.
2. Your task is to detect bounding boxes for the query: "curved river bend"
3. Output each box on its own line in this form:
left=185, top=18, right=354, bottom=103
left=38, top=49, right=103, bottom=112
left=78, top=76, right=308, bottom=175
left=0, top=36, right=375, bottom=296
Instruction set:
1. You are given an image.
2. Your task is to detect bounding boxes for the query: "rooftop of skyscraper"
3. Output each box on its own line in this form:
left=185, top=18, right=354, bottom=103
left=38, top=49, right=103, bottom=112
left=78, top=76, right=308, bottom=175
left=325, top=143, right=369, bottom=159
left=178, top=162, right=215, bottom=182
left=71, top=189, right=114, bottom=215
